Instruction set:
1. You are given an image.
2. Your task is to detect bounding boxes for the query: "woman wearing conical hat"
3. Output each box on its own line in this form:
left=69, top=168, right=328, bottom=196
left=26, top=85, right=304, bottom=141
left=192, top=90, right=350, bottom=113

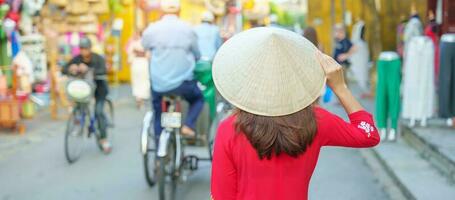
left=211, top=27, right=380, bottom=200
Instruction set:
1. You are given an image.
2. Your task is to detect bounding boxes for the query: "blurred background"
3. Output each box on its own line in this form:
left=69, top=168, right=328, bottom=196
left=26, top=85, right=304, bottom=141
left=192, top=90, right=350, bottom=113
left=0, top=0, right=454, bottom=199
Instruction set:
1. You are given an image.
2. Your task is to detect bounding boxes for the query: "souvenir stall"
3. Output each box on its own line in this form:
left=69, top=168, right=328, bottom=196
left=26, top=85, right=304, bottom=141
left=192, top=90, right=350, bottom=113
left=0, top=0, right=47, bottom=132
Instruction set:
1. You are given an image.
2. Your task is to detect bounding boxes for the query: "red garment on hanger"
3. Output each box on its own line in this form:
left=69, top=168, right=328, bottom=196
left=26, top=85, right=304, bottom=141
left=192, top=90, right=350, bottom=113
left=425, top=23, right=440, bottom=83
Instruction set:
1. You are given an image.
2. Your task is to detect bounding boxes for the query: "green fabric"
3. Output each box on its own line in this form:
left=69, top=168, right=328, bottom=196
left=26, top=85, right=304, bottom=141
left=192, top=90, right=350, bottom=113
left=0, top=27, right=11, bottom=67
left=194, top=60, right=216, bottom=120
left=376, top=58, right=401, bottom=129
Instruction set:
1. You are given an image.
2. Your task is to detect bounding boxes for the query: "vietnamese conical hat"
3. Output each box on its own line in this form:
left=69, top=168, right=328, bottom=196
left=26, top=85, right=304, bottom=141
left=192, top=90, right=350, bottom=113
left=212, top=27, right=325, bottom=116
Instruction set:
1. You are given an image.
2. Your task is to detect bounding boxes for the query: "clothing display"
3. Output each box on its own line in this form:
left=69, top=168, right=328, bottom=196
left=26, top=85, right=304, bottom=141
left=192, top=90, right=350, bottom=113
left=402, top=36, right=435, bottom=121
left=211, top=108, right=379, bottom=200
left=376, top=52, right=401, bottom=130
left=349, top=21, right=370, bottom=92
left=439, top=34, right=455, bottom=118
left=403, top=16, right=423, bottom=55
left=0, top=25, right=9, bottom=66
left=425, top=20, right=440, bottom=82
left=127, top=38, right=150, bottom=100
left=20, top=34, right=47, bottom=81
left=10, top=30, right=20, bottom=58
left=396, top=21, right=406, bottom=57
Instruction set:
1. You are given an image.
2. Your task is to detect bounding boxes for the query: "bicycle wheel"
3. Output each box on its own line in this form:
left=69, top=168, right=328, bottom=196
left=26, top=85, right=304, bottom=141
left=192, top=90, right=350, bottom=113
left=157, top=131, right=177, bottom=200
left=105, top=99, right=114, bottom=128
left=65, top=108, right=87, bottom=164
left=144, top=129, right=158, bottom=187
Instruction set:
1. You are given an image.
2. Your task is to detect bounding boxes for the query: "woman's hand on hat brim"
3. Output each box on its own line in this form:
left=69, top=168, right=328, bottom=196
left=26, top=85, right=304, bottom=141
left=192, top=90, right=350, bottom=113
left=315, top=50, right=347, bottom=93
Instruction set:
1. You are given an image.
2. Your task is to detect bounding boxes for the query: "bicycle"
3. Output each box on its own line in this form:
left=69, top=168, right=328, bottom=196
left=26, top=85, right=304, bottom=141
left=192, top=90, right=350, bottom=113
left=206, top=99, right=232, bottom=160
left=64, top=78, right=114, bottom=164
left=141, top=95, right=211, bottom=200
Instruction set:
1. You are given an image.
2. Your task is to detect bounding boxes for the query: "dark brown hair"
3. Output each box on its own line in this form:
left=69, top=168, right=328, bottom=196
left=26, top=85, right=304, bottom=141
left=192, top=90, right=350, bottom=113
left=303, top=27, right=319, bottom=47
left=235, top=106, right=318, bottom=160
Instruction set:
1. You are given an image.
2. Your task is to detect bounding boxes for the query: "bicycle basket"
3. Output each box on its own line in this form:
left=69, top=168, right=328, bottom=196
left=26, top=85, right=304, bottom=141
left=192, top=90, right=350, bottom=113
left=66, top=79, right=94, bottom=103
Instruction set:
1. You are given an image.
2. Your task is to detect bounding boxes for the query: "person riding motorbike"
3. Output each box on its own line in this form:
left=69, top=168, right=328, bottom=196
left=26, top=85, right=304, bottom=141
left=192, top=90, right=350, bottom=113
left=62, top=37, right=112, bottom=154
left=142, top=0, right=204, bottom=139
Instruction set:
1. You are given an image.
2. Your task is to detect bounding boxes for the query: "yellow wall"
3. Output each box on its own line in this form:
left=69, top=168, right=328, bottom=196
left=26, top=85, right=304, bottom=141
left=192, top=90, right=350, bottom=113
left=116, top=3, right=135, bottom=82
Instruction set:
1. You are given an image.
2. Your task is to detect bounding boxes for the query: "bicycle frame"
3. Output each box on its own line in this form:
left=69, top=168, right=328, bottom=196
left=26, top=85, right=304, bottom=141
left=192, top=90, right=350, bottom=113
left=157, top=97, right=183, bottom=170
left=73, top=102, right=98, bottom=137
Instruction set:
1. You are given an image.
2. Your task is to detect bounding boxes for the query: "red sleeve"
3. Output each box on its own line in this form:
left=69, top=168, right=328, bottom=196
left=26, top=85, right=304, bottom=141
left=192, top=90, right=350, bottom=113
left=316, top=108, right=380, bottom=147
left=211, top=118, right=237, bottom=200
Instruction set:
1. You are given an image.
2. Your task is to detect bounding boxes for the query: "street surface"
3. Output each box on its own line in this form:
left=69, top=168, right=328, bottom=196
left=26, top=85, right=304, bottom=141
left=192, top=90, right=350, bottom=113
left=0, top=95, right=389, bottom=200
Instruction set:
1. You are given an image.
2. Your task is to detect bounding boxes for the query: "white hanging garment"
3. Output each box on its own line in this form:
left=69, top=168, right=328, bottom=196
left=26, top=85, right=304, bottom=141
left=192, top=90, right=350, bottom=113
left=349, top=21, right=369, bottom=92
left=403, top=17, right=423, bottom=56
left=127, top=39, right=150, bottom=100
left=402, top=36, right=435, bottom=120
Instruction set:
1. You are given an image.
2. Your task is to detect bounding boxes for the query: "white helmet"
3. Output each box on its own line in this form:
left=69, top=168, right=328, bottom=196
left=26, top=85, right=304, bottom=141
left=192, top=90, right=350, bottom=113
left=201, top=11, right=215, bottom=23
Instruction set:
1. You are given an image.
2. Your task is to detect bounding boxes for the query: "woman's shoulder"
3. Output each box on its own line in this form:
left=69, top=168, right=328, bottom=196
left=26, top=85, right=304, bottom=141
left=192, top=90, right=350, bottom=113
left=216, top=114, right=238, bottom=141
left=313, top=106, right=333, bottom=118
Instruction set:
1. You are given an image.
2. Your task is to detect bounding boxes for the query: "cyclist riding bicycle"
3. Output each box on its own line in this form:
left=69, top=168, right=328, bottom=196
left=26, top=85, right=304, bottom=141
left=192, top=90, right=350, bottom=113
left=194, top=11, right=222, bottom=61
left=142, top=0, right=204, bottom=139
left=193, top=11, right=222, bottom=119
left=62, top=37, right=112, bottom=154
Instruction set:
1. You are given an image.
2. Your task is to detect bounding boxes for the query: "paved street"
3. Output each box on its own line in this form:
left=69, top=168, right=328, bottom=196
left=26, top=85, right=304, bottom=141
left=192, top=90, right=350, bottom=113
left=0, top=98, right=389, bottom=200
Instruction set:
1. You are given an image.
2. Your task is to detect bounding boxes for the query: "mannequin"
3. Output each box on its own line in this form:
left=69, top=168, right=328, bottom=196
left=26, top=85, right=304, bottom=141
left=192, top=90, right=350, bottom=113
left=403, top=6, right=423, bottom=56
left=439, top=34, right=455, bottom=128
left=348, top=20, right=370, bottom=96
left=402, top=36, right=435, bottom=127
left=376, top=52, right=401, bottom=141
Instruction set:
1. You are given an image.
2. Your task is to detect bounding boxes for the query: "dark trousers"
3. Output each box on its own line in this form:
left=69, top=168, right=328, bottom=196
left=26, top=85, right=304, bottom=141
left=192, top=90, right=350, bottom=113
left=152, top=80, right=204, bottom=137
left=94, top=80, right=109, bottom=139
left=439, top=41, right=455, bottom=118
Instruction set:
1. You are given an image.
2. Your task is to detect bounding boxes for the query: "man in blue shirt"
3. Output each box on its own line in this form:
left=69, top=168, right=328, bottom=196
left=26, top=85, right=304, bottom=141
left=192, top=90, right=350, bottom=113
left=193, top=11, right=222, bottom=61
left=142, top=0, right=204, bottom=137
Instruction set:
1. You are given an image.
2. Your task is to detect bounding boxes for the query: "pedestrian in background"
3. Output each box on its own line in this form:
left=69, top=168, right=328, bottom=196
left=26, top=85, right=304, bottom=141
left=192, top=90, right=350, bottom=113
left=333, top=24, right=353, bottom=68
left=127, top=30, right=150, bottom=109
left=211, top=28, right=380, bottom=200
left=194, top=11, right=222, bottom=61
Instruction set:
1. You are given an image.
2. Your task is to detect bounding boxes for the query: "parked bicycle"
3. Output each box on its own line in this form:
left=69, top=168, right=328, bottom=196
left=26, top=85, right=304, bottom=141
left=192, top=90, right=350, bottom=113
left=64, top=78, right=114, bottom=164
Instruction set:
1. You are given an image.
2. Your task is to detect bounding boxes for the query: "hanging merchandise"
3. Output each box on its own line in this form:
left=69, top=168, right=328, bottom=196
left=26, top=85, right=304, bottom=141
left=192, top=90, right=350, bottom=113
left=66, top=0, right=89, bottom=15
left=349, top=20, right=370, bottom=94
left=376, top=52, right=401, bottom=141
left=425, top=17, right=440, bottom=83
left=0, top=5, right=12, bottom=86
left=90, top=0, right=109, bottom=14
left=13, top=51, right=34, bottom=92
left=0, top=73, right=6, bottom=97
left=243, top=0, right=269, bottom=21
left=109, top=0, right=124, bottom=13
left=402, top=36, right=435, bottom=127
left=0, top=22, right=10, bottom=67
left=10, top=30, right=20, bottom=58
left=49, top=0, right=68, bottom=7
left=438, top=34, right=455, bottom=119
left=20, top=34, right=47, bottom=82
left=403, top=16, right=423, bottom=56
left=205, top=0, right=225, bottom=16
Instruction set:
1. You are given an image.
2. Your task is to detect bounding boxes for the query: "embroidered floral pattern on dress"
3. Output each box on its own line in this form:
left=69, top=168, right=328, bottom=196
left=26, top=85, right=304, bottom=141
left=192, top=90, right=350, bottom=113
left=357, top=121, right=374, bottom=138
